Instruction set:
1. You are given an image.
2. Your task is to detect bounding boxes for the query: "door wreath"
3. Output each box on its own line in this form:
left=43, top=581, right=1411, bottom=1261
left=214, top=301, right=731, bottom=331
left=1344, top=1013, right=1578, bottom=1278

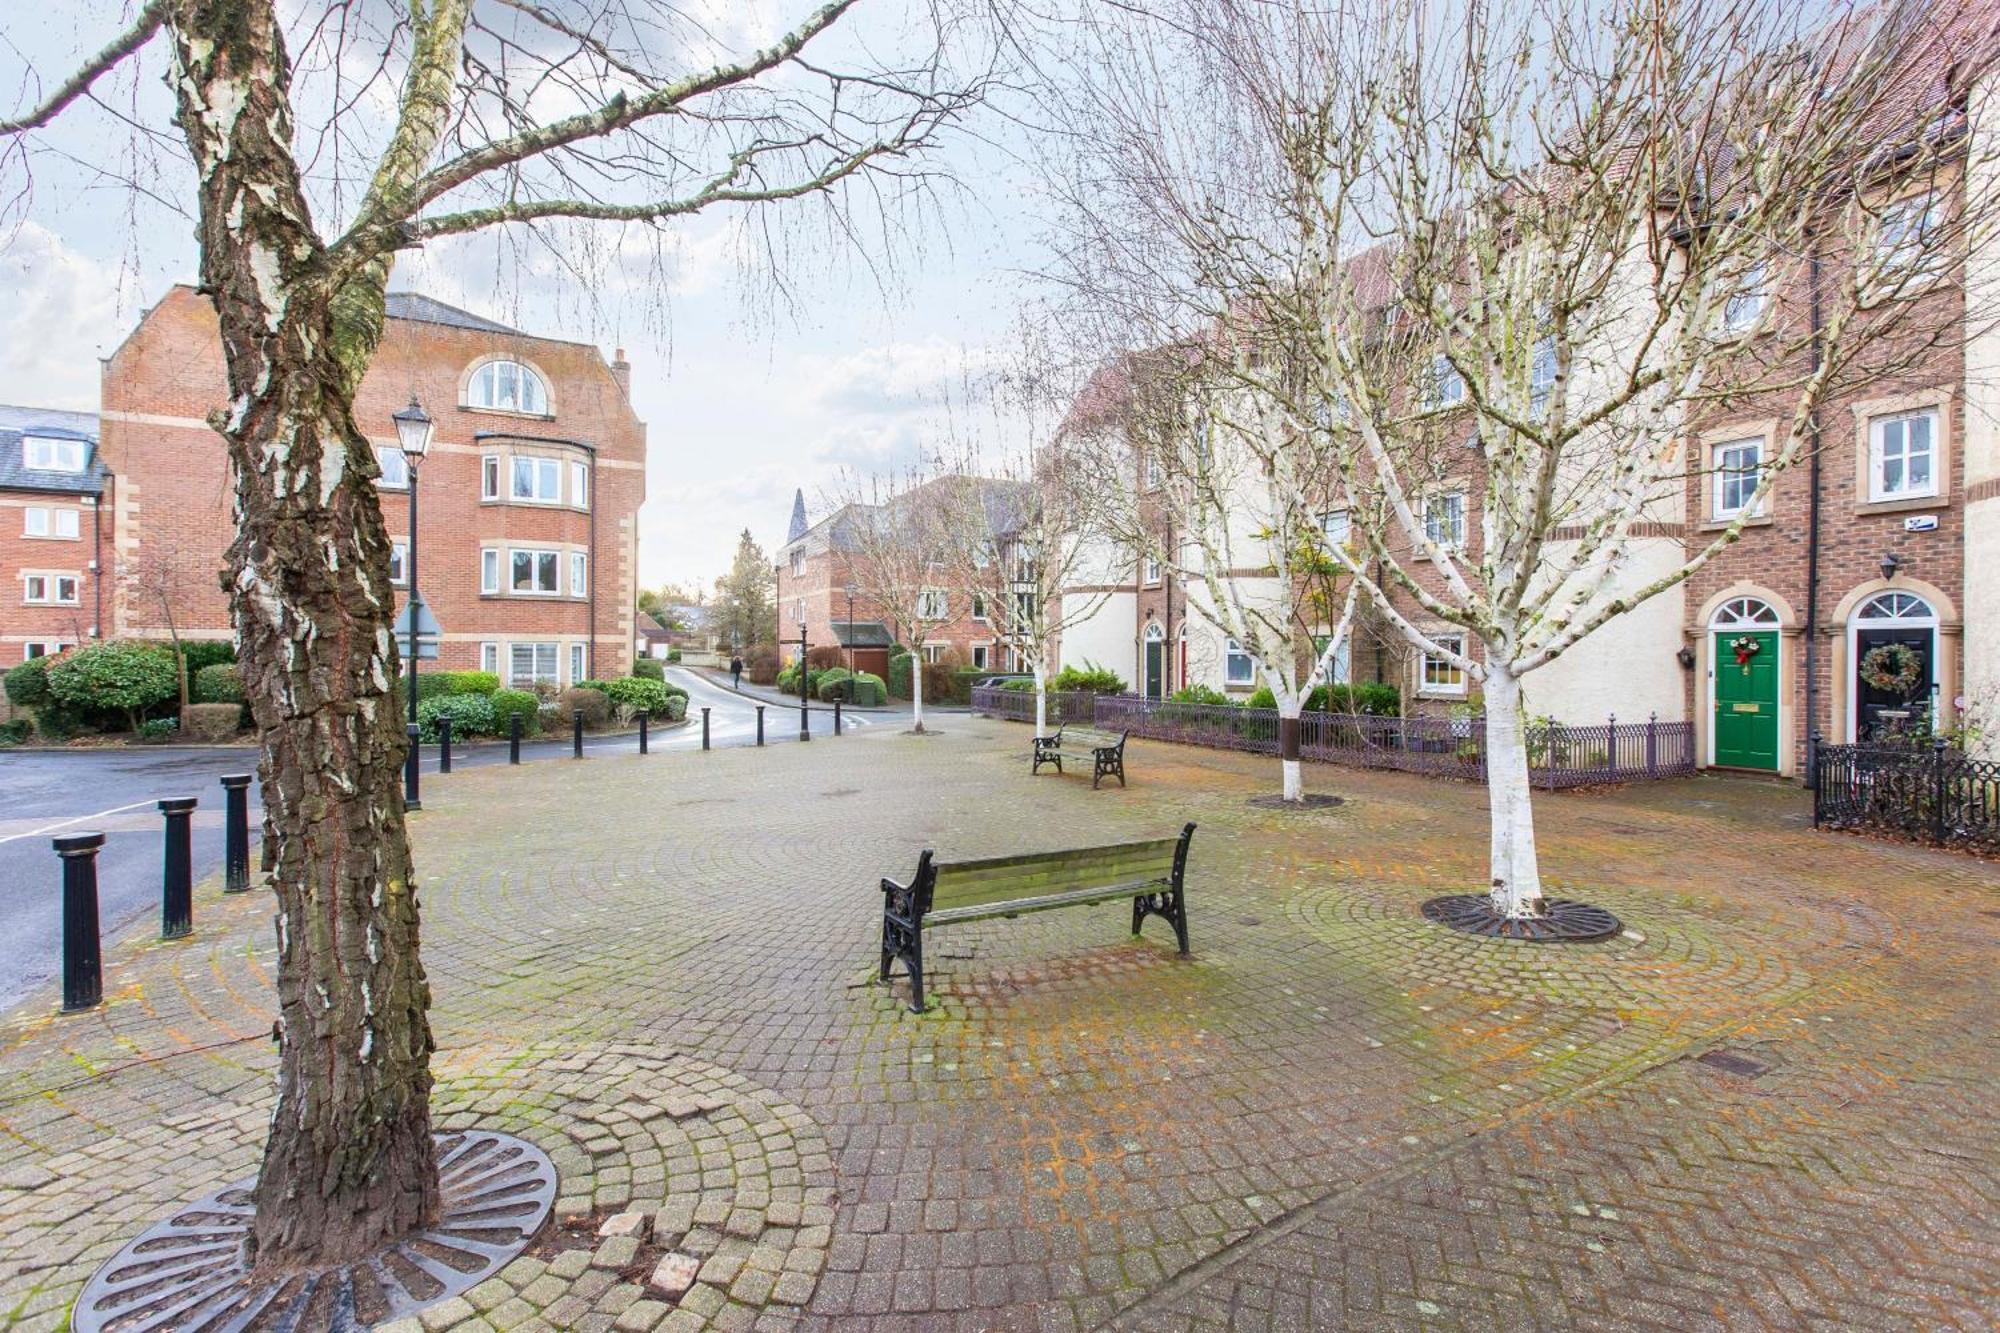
left=1858, top=642, right=1924, bottom=695
left=1728, top=635, right=1762, bottom=669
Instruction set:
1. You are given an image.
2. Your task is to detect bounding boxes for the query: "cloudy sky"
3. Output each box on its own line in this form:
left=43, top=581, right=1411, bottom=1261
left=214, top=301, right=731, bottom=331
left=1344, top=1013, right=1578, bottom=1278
left=0, top=1, right=1046, bottom=593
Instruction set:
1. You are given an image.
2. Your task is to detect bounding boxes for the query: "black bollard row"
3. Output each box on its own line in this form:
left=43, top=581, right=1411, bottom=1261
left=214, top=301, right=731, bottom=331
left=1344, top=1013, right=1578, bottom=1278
left=439, top=715, right=453, bottom=774
left=639, top=710, right=650, bottom=755
left=54, top=831, right=105, bottom=1012
left=405, top=721, right=423, bottom=812
left=221, top=774, right=252, bottom=894
left=755, top=704, right=765, bottom=747
left=158, top=797, right=197, bottom=940
left=510, top=711, right=522, bottom=764
left=701, top=706, right=711, bottom=751
left=572, top=708, right=584, bottom=759
left=834, top=699, right=843, bottom=736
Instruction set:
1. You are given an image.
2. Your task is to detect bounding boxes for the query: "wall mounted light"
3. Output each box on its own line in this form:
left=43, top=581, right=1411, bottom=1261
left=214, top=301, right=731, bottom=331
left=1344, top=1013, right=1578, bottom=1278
left=1676, top=645, right=1696, bottom=669
left=1880, top=551, right=1903, bottom=582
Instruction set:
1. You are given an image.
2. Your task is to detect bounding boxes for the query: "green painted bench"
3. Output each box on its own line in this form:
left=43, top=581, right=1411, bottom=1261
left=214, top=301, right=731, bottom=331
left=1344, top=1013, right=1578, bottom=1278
left=878, top=823, right=1195, bottom=1012
left=1032, top=725, right=1130, bottom=788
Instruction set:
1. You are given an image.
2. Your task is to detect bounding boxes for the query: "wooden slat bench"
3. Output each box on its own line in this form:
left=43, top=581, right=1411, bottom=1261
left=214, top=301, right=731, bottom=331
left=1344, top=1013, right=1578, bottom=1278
left=1031, top=725, right=1131, bottom=788
left=878, top=823, right=1195, bottom=1012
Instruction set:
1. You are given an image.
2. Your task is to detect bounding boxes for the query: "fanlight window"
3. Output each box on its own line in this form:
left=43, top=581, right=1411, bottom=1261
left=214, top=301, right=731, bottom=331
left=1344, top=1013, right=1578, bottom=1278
left=468, top=360, right=548, bottom=414
left=1855, top=592, right=1934, bottom=623
left=1710, top=597, right=1779, bottom=629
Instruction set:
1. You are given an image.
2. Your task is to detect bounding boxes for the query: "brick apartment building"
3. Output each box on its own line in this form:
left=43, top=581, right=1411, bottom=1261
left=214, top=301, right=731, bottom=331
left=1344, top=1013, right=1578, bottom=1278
left=13, top=286, right=648, bottom=688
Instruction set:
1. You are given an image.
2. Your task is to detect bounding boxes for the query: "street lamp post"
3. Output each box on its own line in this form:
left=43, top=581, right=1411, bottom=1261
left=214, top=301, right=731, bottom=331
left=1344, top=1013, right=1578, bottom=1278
left=393, top=395, right=433, bottom=810
left=844, top=582, right=856, bottom=675
left=797, top=619, right=811, bottom=743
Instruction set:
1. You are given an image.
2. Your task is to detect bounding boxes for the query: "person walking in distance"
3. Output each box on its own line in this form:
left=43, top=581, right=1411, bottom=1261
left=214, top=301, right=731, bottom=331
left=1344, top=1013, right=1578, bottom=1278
left=730, top=653, right=744, bottom=691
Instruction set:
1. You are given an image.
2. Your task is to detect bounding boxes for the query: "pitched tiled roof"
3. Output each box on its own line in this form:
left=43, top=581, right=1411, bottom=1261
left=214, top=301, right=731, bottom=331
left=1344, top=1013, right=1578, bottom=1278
left=384, top=291, right=521, bottom=335
left=0, top=406, right=106, bottom=496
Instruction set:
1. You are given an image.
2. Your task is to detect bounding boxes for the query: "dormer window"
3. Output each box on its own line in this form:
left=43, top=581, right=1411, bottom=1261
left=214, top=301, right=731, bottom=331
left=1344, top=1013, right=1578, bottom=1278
left=23, top=436, right=86, bottom=473
left=468, top=360, right=549, bottom=415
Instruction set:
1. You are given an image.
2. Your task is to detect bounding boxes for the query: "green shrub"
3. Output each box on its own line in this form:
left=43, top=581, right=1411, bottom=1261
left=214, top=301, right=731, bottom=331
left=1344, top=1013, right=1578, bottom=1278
left=489, top=689, right=540, bottom=736
left=849, top=672, right=887, bottom=706
left=745, top=646, right=780, bottom=685
left=1317, top=681, right=1400, bottom=716
left=194, top=662, right=245, bottom=704
left=666, top=648, right=682, bottom=663
left=138, top=716, right=179, bottom=741
left=1169, top=684, right=1231, bottom=706
left=1052, top=662, right=1127, bottom=694
left=887, top=649, right=913, bottom=699
left=4, top=656, right=53, bottom=708
left=816, top=667, right=854, bottom=700
left=1001, top=678, right=1036, bottom=692
left=560, top=686, right=611, bottom=727
left=48, top=641, right=178, bottom=731
left=0, top=718, right=30, bottom=745
left=1245, top=685, right=1276, bottom=709
left=632, top=657, right=665, bottom=681
left=418, top=693, right=494, bottom=742
left=179, top=641, right=236, bottom=674
left=600, top=676, right=672, bottom=715
left=662, top=694, right=688, bottom=721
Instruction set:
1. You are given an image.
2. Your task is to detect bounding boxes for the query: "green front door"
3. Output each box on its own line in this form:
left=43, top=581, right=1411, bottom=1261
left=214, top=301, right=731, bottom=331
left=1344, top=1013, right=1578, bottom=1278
left=1713, top=630, right=1778, bottom=770
left=1145, top=640, right=1165, bottom=699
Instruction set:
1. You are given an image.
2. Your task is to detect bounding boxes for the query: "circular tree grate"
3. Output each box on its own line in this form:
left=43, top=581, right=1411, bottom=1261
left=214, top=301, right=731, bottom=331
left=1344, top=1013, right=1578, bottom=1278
left=73, top=1129, right=555, bottom=1333
left=1246, top=794, right=1345, bottom=811
left=1420, top=894, right=1623, bottom=942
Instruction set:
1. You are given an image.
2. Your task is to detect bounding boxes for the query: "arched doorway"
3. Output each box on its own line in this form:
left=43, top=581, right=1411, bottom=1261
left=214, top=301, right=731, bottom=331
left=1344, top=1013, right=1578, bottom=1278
left=1849, top=591, right=1937, bottom=741
left=1143, top=622, right=1166, bottom=699
left=1710, top=596, right=1780, bottom=770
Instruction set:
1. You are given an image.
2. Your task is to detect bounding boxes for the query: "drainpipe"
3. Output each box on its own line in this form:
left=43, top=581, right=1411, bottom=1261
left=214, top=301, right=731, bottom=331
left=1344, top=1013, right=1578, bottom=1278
left=587, top=449, right=598, bottom=680
left=90, top=477, right=106, bottom=640
left=1804, top=241, right=1825, bottom=786
left=1163, top=520, right=1174, bottom=693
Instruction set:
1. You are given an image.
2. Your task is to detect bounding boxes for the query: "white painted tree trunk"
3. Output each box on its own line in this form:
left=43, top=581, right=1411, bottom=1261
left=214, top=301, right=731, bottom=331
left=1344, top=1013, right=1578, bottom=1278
left=1482, top=664, right=1545, bottom=917
left=1276, top=693, right=1304, bottom=802
left=911, top=656, right=926, bottom=734
left=1033, top=663, right=1048, bottom=739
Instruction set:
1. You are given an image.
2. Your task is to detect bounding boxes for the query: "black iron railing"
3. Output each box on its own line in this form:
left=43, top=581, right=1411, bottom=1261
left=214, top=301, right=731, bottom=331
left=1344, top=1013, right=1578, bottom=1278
left=1812, top=737, right=2000, bottom=852
left=972, top=688, right=1696, bottom=788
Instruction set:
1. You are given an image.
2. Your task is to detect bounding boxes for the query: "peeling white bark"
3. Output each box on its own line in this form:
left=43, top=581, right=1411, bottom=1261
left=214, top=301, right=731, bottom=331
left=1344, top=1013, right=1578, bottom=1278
left=1482, top=664, right=1544, bottom=918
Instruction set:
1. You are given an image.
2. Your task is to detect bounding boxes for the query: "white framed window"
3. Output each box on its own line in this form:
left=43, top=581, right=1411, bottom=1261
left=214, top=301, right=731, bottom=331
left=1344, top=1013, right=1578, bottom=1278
left=1529, top=336, right=1557, bottom=417
left=23, top=436, right=85, bottom=472
left=1424, top=492, right=1466, bottom=551
left=469, top=360, right=548, bottom=414
left=510, top=456, right=562, bottom=503
left=23, top=573, right=79, bottom=605
left=510, top=548, right=560, bottom=594
left=24, top=641, right=68, bottom=661
left=1869, top=409, right=1937, bottom=500
left=1422, top=633, right=1467, bottom=694
left=389, top=541, right=409, bottom=586
left=1143, top=556, right=1162, bottom=586
left=481, top=455, right=500, bottom=501
left=480, top=642, right=499, bottom=674
left=971, top=594, right=988, bottom=621
left=971, top=644, right=989, bottom=670
left=1722, top=261, right=1768, bottom=333
left=924, top=644, right=946, bottom=665
left=571, top=461, right=589, bottom=510
left=790, top=548, right=805, bottom=576
left=1872, top=191, right=1942, bottom=286
left=1428, top=354, right=1465, bottom=407
left=480, top=548, right=500, bottom=595
left=570, top=552, right=588, bottom=597
left=917, top=588, right=949, bottom=620
left=1712, top=438, right=1764, bottom=519
left=1144, top=452, right=1162, bottom=488
left=23, top=506, right=79, bottom=539
left=1013, top=590, right=1037, bottom=625
left=1225, top=637, right=1255, bottom=687
left=1016, top=547, right=1038, bottom=583
left=570, top=643, right=586, bottom=684
left=375, top=446, right=409, bottom=489
left=1321, top=509, right=1351, bottom=550
left=508, top=642, right=559, bottom=686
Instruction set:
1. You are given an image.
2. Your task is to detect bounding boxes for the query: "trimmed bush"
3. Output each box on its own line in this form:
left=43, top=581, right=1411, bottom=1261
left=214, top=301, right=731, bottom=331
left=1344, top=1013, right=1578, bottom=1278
left=180, top=703, right=243, bottom=742
left=417, top=670, right=499, bottom=700
left=138, top=716, right=179, bottom=741
left=1169, top=684, right=1231, bottom=705
left=489, top=689, right=540, bottom=736
left=887, top=649, right=913, bottom=699
left=600, top=676, right=673, bottom=715
left=662, top=694, right=688, bottom=721
left=194, top=662, right=245, bottom=704
left=666, top=648, right=682, bottom=662
left=1052, top=662, right=1127, bottom=694
left=850, top=672, right=887, bottom=706
left=48, top=641, right=178, bottom=731
left=632, top=657, right=665, bottom=681
left=0, top=718, right=30, bottom=745
left=4, top=656, right=53, bottom=708
left=418, top=693, right=494, bottom=742
left=816, top=667, right=854, bottom=701
left=560, top=686, right=611, bottom=728
left=179, top=641, right=237, bottom=674
left=1316, top=681, right=1401, bottom=716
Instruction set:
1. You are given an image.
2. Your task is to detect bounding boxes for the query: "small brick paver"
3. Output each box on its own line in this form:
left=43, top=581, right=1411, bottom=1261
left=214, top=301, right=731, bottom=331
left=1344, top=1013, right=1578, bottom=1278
left=0, top=717, right=1996, bottom=1330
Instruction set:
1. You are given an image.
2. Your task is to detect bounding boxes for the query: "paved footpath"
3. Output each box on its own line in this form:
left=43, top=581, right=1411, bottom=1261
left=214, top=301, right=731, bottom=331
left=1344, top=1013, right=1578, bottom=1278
left=1, top=719, right=1996, bottom=1331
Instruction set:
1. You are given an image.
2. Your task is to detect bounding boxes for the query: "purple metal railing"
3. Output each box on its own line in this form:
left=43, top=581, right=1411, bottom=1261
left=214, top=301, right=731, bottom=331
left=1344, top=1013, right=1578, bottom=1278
left=972, top=687, right=1695, bottom=788
left=969, top=688, right=1103, bottom=727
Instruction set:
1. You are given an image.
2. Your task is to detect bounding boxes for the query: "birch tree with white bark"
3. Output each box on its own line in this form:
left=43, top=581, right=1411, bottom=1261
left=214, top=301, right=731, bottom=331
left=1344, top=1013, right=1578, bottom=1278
left=836, top=465, right=963, bottom=733
left=1038, top=0, right=1999, bottom=917
left=2, top=0, right=991, bottom=1269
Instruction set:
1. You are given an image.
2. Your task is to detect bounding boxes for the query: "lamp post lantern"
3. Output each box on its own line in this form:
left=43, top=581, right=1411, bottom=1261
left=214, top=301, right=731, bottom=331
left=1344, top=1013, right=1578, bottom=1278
left=844, top=582, right=857, bottom=674
left=393, top=395, right=434, bottom=810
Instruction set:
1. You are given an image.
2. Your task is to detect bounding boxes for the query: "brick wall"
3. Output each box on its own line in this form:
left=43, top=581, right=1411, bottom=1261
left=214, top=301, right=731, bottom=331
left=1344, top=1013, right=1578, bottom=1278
left=0, top=490, right=105, bottom=662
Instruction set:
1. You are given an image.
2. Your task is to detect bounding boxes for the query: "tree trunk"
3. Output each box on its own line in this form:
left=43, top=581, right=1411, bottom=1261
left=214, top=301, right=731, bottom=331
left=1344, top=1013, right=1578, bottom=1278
left=167, top=0, right=438, bottom=1270
left=1276, top=692, right=1303, bottom=802
left=911, top=654, right=926, bottom=733
left=1482, top=664, right=1545, bottom=918
left=1032, top=663, right=1047, bottom=739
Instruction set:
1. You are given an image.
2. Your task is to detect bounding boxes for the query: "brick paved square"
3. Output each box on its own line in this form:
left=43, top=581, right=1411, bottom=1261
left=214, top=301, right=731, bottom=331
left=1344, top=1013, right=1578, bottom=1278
left=1, top=717, right=1996, bottom=1330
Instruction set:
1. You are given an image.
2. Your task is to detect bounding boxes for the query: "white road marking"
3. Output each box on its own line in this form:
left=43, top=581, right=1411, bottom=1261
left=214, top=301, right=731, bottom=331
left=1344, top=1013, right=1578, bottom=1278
left=0, top=800, right=159, bottom=847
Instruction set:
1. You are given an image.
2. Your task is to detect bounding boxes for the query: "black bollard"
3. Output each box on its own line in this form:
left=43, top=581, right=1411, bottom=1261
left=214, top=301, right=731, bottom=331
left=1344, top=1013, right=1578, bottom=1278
left=835, top=699, right=843, bottom=736
left=510, top=711, right=522, bottom=764
left=439, top=715, right=453, bottom=774
left=158, top=797, right=197, bottom=939
left=572, top=708, right=584, bottom=758
left=701, top=707, right=711, bottom=751
left=405, top=722, right=422, bottom=812
left=639, top=710, right=650, bottom=755
left=799, top=696, right=811, bottom=743
left=220, top=774, right=252, bottom=894
left=755, top=705, right=765, bottom=746
left=54, top=831, right=105, bottom=1012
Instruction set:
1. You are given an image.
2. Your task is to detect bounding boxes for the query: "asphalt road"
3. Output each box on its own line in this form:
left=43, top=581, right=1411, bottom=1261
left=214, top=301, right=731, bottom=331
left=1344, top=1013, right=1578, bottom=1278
left=0, top=667, right=874, bottom=1015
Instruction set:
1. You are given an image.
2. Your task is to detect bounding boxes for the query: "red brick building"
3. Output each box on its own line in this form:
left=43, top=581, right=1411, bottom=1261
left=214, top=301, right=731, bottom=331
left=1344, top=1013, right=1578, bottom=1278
left=0, top=405, right=109, bottom=664
left=75, top=286, right=646, bottom=687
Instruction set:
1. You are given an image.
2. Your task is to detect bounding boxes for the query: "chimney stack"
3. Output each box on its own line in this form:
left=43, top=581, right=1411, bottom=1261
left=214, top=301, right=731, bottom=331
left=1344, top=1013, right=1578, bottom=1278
left=611, top=347, right=631, bottom=399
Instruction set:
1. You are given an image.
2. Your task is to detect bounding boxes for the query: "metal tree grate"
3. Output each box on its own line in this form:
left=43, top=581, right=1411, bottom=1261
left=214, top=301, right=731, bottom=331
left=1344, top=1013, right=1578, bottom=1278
left=1245, top=793, right=1345, bottom=811
left=73, top=1130, right=556, bottom=1333
left=1420, top=894, right=1624, bottom=942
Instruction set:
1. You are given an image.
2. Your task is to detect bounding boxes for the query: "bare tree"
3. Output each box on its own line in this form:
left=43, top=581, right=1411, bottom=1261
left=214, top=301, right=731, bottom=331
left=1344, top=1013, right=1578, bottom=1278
left=1038, top=0, right=2000, bottom=917
left=122, top=533, right=209, bottom=706
left=837, top=464, right=962, bottom=732
left=3, top=0, right=989, bottom=1268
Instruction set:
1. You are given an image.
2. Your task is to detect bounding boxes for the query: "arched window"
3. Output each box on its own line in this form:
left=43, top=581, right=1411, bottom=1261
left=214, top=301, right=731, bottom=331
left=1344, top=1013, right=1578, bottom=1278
left=1709, top=596, right=1779, bottom=629
left=1854, top=591, right=1934, bottom=624
left=1850, top=591, right=1938, bottom=742
left=467, top=360, right=548, bottom=414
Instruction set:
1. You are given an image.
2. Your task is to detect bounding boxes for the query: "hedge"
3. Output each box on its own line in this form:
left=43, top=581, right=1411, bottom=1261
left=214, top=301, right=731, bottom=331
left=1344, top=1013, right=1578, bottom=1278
left=417, top=670, right=499, bottom=700
left=48, top=641, right=178, bottom=731
left=849, top=672, right=887, bottom=706
left=599, top=676, right=673, bottom=715
left=418, top=693, right=494, bottom=742
left=490, top=689, right=540, bottom=735
left=1052, top=662, right=1127, bottom=694
left=4, top=656, right=52, bottom=708
left=632, top=657, right=665, bottom=681
left=194, top=662, right=245, bottom=704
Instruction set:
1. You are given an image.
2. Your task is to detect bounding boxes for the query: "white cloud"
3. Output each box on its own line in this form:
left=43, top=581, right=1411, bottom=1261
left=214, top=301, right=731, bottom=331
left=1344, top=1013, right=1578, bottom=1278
left=0, top=222, right=137, bottom=411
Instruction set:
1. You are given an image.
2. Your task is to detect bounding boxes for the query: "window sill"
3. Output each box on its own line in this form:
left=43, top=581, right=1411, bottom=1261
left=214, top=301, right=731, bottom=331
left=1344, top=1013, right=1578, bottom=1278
left=21, top=533, right=81, bottom=542
left=1854, top=493, right=1945, bottom=517
left=1418, top=688, right=1468, bottom=700
left=460, top=405, right=556, bottom=422
left=1698, top=512, right=1772, bottom=532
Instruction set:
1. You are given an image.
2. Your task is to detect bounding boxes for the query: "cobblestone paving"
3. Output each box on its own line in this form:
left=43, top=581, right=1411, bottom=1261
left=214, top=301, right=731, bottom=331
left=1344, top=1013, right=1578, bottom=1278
left=1, top=718, right=1996, bottom=1331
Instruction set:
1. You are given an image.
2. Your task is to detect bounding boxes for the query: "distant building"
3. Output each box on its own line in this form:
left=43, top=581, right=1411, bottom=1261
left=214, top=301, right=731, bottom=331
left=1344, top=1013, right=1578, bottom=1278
left=0, top=404, right=108, bottom=663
